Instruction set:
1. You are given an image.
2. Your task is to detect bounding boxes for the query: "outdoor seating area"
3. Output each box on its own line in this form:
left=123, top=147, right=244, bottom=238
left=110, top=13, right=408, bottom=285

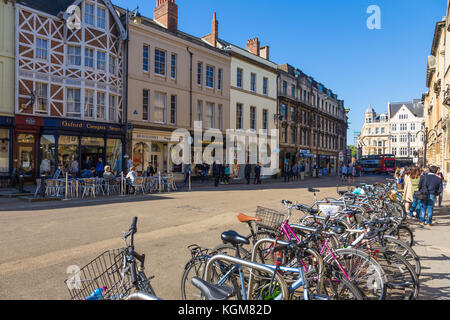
left=33, top=173, right=179, bottom=199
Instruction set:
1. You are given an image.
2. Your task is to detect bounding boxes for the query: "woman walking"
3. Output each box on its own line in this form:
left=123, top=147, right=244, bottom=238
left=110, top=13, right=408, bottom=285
left=407, top=166, right=422, bottom=218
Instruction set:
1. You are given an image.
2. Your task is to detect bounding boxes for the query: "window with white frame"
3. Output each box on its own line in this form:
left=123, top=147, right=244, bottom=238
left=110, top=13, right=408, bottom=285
left=109, top=55, right=116, bottom=75
left=97, top=51, right=106, bottom=71
left=68, top=45, right=81, bottom=66
left=410, top=123, right=416, bottom=131
left=237, top=68, right=243, bottom=88
left=97, top=92, right=106, bottom=120
left=218, top=69, right=223, bottom=90
left=250, top=106, right=256, bottom=130
left=35, top=82, right=48, bottom=114
left=36, top=38, right=48, bottom=60
left=154, top=92, right=166, bottom=123
left=263, top=77, right=268, bottom=96
left=236, top=103, right=243, bottom=130
left=85, top=3, right=95, bottom=26
left=205, top=102, right=215, bottom=128
left=85, top=48, right=94, bottom=68
left=109, top=94, right=116, bottom=122
left=142, top=89, right=150, bottom=121
left=400, top=123, right=407, bottom=131
left=206, top=65, right=215, bottom=88
left=218, top=104, right=223, bottom=130
left=143, top=45, right=150, bottom=72
left=84, top=89, right=94, bottom=119
left=391, top=135, right=397, bottom=143
left=97, top=7, right=106, bottom=30
left=154, top=49, right=166, bottom=76
left=171, top=54, right=177, bottom=80
left=263, top=109, right=268, bottom=130
left=250, top=73, right=256, bottom=92
left=67, top=88, right=81, bottom=117
left=197, top=62, right=203, bottom=85
left=170, top=95, right=177, bottom=125
left=391, top=124, right=397, bottom=131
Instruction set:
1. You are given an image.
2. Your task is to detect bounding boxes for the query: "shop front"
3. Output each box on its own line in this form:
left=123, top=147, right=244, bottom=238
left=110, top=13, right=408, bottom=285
left=298, top=149, right=314, bottom=176
left=0, top=116, right=14, bottom=185
left=13, top=115, right=44, bottom=181
left=132, top=129, right=181, bottom=175
left=38, top=118, right=125, bottom=177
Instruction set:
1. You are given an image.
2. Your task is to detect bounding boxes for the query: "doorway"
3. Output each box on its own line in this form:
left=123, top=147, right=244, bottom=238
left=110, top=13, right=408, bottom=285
left=15, top=133, right=36, bottom=180
left=151, top=143, right=163, bottom=174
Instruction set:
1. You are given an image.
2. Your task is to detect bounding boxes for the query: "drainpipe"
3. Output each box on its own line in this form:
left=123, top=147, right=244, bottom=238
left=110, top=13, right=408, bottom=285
left=187, top=47, right=193, bottom=129
left=124, top=10, right=130, bottom=173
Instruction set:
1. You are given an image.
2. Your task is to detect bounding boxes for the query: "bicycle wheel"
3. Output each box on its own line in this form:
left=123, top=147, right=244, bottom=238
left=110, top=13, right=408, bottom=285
left=379, top=236, right=421, bottom=277
left=213, top=243, right=252, bottom=260
left=180, top=256, right=242, bottom=300
left=324, top=248, right=387, bottom=300
left=321, top=272, right=365, bottom=300
left=387, top=224, right=414, bottom=248
left=375, top=251, right=419, bottom=300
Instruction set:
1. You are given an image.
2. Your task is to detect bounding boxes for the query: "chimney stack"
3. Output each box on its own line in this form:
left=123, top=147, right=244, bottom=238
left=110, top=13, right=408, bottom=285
left=246, top=37, right=260, bottom=56
left=204, top=12, right=219, bottom=47
left=154, top=0, right=178, bottom=32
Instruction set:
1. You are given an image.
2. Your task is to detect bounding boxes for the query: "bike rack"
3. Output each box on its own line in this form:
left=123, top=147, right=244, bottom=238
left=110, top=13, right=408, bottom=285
left=126, top=292, right=162, bottom=300
left=204, top=254, right=290, bottom=301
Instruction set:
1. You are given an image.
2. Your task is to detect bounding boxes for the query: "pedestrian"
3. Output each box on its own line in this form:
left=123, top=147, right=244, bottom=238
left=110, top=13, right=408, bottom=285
left=407, top=166, right=422, bottom=218
left=254, top=163, right=262, bottom=185
left=402, top=167, right=413, bottom=213
left=84, top=156, right=93, bottom=170
left=213, top=161, right=221, bottom=188
left=126, top=166, right=138, bottom=194
left=146, top=162, right=155, bottom=177
left=300, top=162, right=305, bottom=181
left=341, top=164, right=348, bottom=183
left=244, top=164, right=252, bottom=185
left=96, top=157, right=105, bottom=177
left=70, top=157, right=79, bottom=177
left=219, top=163, right=225, bottom=184
left=351, top=165, right=356, bottom=183
left=224, top=165, right=230, bottom=184
left=284, top=163, right=291, bottom=182
left=436, top=167, right=445, bottom=207
left=180, top=163, right=191, bottom=189
left=417, top=165, right=443, bottom=226
left=203, top=162, right=210, bottom=183
left=292, top=163, right=298, bottom=181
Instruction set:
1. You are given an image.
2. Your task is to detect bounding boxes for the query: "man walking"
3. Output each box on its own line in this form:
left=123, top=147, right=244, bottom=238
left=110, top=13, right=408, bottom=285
left=418, top=166, right=443, bottom=226
left=254, top=163, right=262, bottom=185
left=245, top=164, right=252, bottom=185
left=300, top=162, right=305, bottom=181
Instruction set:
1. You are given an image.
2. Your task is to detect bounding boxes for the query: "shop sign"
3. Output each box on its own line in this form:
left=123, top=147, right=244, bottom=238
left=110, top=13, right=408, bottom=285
left=0, top=116, right=13, bottom=126
left=133, top=133, right=179, bottom=143
left=44, top=118, right=124, bottom=133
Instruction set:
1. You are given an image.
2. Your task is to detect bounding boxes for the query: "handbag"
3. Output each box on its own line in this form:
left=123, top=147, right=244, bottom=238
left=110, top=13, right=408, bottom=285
left=414, top=174, right=429, bottom=201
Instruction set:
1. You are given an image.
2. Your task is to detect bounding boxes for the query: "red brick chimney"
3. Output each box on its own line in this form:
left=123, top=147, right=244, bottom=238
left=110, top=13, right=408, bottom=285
left=154, top=0, right=178, bottom=32
left=204, top=12, right=219, bottom=47
left=246, top=37, right=260, bottom=56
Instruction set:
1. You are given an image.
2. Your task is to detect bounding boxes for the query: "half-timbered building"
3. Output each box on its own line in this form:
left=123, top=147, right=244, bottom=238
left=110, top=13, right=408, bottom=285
left=15, top=0, right=127, bottom=180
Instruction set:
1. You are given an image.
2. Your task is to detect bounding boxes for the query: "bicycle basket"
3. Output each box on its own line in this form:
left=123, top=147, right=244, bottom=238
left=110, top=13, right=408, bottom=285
left=318, top=205, right=340, bottom=217
left=255, top=206, right=285, bottom=232
left=387, top=190, right=397, bottom=202
left=64, top=248, right=133, bottom=300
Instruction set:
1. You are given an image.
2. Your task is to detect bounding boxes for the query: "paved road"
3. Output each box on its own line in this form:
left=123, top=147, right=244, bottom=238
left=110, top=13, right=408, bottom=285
left=0, top=175, right=448, bottom=300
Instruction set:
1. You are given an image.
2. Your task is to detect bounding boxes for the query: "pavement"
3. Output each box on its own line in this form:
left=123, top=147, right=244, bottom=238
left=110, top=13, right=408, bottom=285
left=0, top=175, right=449, bottom=300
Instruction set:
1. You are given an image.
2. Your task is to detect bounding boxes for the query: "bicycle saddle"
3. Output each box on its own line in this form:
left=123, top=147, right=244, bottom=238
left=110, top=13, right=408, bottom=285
left=237, top=213, right=262, bottom=223
left=337, top=190, right=348, bottom=196
left=221, top=230, right=250, bottom=246
left=308, top=188, right=320, bottom=193
left=190, top=277, right=235, bottom=301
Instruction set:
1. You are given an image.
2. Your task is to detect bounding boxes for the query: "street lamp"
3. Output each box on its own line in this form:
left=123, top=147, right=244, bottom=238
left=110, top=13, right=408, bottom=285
left=416, top=123, right=438, bottom=167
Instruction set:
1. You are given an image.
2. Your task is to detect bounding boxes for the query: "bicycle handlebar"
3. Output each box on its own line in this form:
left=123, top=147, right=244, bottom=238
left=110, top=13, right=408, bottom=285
left=130, top=216, right=138, bottom=234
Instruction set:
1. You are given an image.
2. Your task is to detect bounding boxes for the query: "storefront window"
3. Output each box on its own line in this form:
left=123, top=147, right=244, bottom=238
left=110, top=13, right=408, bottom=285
left=81, top=137, right=104, bottom=173
left=40, top=135, right=56, bottom=176
left=106, top=139, right=122, bottom=174
left=0, top=129, right=9, bottom=173
left=133, top=142, right=149, bottom=173
left=58, top=135, right=79, bottom=173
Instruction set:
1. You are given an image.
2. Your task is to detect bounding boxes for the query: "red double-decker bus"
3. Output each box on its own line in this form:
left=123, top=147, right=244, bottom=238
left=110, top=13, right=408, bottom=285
left=377, top=154, right=396, bottom=174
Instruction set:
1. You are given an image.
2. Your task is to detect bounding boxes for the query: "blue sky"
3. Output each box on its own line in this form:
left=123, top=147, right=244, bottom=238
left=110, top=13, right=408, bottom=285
left=114, top=0, right=447, bottom=144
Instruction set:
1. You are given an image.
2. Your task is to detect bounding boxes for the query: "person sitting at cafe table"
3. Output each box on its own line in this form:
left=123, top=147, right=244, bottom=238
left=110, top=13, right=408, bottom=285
left=81, top=167, right=96, bottom=178
left=103, top=165, right=115, bottom=180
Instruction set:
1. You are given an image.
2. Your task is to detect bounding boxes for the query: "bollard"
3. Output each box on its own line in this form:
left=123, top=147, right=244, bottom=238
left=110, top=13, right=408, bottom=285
left=18, top=174, right=24, bottom=193
left=63, top=172, right=70, bottom=201
left=189, top=172, right=191, bottom=191
left=40, top=175, right=46, bottom=198
left=158, top=172, right=162, bottom=193
left=120, top=172, right=126, bottom=197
